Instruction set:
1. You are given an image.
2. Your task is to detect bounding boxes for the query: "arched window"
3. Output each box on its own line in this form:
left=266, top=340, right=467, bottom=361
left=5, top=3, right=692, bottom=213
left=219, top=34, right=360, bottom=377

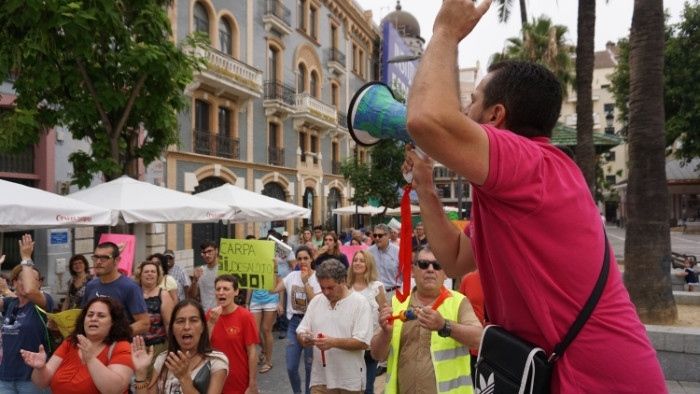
left=219, top=18, right=232, bottom=55
left=263, top=182, right=287, bottom=229
left=303, top=187, right=314, bottom=227
left=310, top=71, right=319, bottom=98
left=193, top=2, right=209, bottom=36
left=327, top=187, right=341, bottom=233
left=297, top=63, right=307, bottom=94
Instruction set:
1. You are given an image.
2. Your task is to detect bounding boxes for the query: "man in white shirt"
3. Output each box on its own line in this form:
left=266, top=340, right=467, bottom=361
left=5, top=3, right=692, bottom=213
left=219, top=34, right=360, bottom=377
left=297, top=259, right=372, bottom=394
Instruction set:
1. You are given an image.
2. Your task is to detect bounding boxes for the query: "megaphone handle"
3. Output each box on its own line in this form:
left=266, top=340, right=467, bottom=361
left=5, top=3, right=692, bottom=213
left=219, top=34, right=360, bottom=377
left=403, top=147, right=426, bottom=183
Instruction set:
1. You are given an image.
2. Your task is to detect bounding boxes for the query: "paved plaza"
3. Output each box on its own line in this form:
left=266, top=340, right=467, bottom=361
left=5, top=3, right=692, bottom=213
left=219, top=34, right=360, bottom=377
left=255, top=225, right=700, bottom=393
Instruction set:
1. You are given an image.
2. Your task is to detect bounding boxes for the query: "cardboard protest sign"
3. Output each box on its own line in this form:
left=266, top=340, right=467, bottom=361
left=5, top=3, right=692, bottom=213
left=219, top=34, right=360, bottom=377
left=218, top=239, right=275, bottom=290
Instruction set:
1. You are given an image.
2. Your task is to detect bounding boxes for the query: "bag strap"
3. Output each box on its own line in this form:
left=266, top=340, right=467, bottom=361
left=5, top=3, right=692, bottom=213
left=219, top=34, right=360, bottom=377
left=107, top=342, right=116, bottom=362
left=549, top=232, right=610, bottom=362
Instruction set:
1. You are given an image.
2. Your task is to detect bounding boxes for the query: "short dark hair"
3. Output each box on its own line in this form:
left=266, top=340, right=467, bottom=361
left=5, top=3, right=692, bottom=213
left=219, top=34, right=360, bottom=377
left=295, top=245, right=314, bottom=259
left=147, top=253, right=169, bottom=275
left=200, top=240, right=217, bottom=251
left=313, top=225, right=323, bottom=231
left=215, top=274, right=239, bottom=290
left=71, top=297, right=132, bottom=346
left=96, top=242, right=120, bottom=259
left=484, top=61, right=562, bottom=138
left=68, top=254, right=89, bottom=276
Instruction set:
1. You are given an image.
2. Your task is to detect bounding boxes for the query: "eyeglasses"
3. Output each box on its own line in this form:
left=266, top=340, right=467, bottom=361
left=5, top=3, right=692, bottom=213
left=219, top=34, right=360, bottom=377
left=415, top=260, right=442, bottom=271
left=91, top=254, right=113, bottom=262
left=373, top=233, right=386, bottom=238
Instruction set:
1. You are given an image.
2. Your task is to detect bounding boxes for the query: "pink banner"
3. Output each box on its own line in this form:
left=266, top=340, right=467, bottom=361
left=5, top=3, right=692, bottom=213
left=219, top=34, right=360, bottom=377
left=98, top=233, right=136, bottom=274
left=340, top=244, right=368, bottom=265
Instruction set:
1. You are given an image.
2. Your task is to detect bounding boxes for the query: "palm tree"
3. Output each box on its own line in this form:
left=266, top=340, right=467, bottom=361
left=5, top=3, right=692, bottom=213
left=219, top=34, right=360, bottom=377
left=575, top=1, right=596, bottom=197
left=491, top=16, right=575, bottom=91
left=624, top=0, right=676, bottom=324
left=495, top=0, right=528, bottom=26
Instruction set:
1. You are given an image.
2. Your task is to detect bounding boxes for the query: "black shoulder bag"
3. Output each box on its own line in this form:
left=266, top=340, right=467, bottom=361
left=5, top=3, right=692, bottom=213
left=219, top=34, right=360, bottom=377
left=474, top=234, right=610, bottom=394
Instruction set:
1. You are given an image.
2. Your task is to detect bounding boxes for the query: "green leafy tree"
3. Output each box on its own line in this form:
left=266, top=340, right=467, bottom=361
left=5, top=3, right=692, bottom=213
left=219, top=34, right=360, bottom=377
left=0, top=0, right=205, bottom=187
left=494, top=0, right=528, bottom=41
left=491, top=16, right=575, bottom=91
left=340, top=140, right=406, bottom=215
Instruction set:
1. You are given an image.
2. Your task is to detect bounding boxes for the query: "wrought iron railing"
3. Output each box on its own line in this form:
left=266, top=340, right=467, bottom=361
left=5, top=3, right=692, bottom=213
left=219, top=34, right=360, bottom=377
left=327, top=48, right=346, bottom=65
left=194, top=130, right=240, bottom=159
left=264, top=0, right=291, bottom=26
left=268, top=146, right=285, bottom=166
left=264, top=81, right=296, bottom=106
left=337, top=111, right=348, bottom=128
left=332, top=161, right=342, bottom=175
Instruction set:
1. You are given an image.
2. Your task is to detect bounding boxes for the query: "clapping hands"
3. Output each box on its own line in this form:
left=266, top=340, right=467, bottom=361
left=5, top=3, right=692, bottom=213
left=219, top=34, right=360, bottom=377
left=20, top=344, right=47, bottom=369
left=131, top=336, right=155, bottom=374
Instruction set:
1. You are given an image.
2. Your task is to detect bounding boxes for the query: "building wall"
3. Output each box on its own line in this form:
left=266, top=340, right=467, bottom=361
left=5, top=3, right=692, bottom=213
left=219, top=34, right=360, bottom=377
left=165, top=0, right=380, bottom=249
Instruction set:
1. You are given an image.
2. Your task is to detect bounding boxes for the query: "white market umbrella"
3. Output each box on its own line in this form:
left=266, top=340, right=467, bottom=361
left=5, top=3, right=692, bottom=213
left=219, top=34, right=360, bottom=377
left=195, top=183, right=310, bottom=223
left=0, top=179, right=113, bottom=230
left=386, top=204, right=459, bottom=216
left=332, top=204, right=386, bottom=216
left=67, top=176, right=234, bottom=224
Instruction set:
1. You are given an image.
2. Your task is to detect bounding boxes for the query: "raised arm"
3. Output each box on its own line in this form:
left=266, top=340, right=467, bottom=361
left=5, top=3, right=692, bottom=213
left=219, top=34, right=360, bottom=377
left=406, top=0, right=492, bottom=186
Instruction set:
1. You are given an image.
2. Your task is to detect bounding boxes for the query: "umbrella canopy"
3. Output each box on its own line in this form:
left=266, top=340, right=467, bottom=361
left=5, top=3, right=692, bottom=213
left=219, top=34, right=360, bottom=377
left=332, top=205, right=386, bottom=216
left=0, top=179, right=113, bottom=230
left=386, top=204, right=460, bottom=216
left=67, top=176, right=233, bottom=224
left=195, top=184, right=310, bottom=223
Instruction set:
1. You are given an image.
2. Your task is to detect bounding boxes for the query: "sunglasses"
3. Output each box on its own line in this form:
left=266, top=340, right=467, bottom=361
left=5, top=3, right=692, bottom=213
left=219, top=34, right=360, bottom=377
left=373, top=233, right=386, bottom=238
left=91, top=254, right=113, bottom=262
left=415, top=260, right=442, bottom=271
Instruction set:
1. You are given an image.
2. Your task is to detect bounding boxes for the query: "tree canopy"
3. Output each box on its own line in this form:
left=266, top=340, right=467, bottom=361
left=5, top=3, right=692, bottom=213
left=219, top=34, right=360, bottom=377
left=491, top=16, right=575, bottom=91
left=340, top=139, right=406, bottom=213
left=0, top=0, right=205, bottom=187
left=611, top=2, right=700, bottom=163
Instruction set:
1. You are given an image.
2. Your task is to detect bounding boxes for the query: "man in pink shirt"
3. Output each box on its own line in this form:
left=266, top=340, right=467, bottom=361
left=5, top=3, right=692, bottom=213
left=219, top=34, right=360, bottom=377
left=401, top=1, right=666, bottom=392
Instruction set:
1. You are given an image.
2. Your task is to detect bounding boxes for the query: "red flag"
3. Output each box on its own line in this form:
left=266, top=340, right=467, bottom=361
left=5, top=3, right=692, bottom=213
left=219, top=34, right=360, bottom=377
left=395, top=184, right=414, bottom=302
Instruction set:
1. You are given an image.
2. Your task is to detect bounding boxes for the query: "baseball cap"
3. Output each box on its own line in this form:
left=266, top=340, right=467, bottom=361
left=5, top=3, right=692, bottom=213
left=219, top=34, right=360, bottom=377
left=163, top=249, right=175, bottom=258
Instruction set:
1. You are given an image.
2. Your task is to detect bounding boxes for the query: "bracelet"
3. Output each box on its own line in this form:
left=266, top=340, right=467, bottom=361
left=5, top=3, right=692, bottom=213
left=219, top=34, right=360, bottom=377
left=134, top=379, right=146, bottom=383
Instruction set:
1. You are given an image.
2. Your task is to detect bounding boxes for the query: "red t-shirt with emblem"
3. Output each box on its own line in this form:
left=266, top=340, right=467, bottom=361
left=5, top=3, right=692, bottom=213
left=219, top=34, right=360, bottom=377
left=207, top=306, right=259, bottom=394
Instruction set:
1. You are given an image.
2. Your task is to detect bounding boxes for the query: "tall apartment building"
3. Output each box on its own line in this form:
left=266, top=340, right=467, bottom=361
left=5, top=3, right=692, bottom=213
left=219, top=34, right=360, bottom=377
left=163, top=0, right=379, bottom=257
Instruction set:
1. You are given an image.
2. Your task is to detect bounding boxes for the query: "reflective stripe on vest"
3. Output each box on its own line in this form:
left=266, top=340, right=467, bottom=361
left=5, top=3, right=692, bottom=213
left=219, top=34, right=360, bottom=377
left=385, top=289, right=473, bottom=394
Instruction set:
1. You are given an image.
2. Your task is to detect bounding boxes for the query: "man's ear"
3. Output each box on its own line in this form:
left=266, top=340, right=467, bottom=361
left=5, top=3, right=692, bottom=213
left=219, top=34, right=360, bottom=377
left=484, top=103, right=507, bottom=128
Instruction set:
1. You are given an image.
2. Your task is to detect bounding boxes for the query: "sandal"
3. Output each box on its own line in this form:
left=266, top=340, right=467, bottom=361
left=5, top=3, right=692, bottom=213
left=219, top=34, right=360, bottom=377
left=259, top=364, right=273, bottom=374
left=257, top=353, right=265, bottom=366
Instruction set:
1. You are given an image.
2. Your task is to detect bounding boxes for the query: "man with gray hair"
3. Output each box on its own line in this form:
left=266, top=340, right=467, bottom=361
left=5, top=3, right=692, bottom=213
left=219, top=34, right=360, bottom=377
left=368, top=223, right=401, bottom=296
left=297, top=259, right=373, bottom=394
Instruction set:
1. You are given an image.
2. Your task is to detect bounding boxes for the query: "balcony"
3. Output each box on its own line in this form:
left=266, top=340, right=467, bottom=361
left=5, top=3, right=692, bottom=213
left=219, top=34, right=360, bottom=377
left=195, top=47, right=263, bottom=99
left=193, top=130, right=240, bottom=160
left=0, top=148, right=34, bottom=174
left=326, top=48, right=346, bottom=75
left=337, top=111, right=348, bottom=129
left=331, top=160, right=342, bottom=175
left=263, top=0, right=292, bottom=36
left=263, top=81, right=296, bottom=118
left=292, top=93, right=337, bottom=131
left=268, top=146, right=285, bottom=166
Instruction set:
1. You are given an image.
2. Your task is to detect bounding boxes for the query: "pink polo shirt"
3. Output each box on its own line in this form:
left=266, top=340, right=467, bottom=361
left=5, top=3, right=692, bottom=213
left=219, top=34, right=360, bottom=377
left=468, top=125, right=666, bottom=393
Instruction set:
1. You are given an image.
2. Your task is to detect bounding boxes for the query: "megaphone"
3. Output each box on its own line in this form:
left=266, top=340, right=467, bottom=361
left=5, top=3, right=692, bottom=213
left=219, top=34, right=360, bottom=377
left=347, top=82, right=411, bottom=147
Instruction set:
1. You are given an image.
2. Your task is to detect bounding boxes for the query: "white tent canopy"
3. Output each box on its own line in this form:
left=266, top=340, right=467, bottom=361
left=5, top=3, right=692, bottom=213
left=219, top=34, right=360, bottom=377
left=195, top=183, right=310, bottom=223
left=0, top=179, right=113, bottom=230
left=67, top=176, right=234, bottom=224
left=386, top=204, right=460, bottom=216
left=332, top=204, right=387, bottom=216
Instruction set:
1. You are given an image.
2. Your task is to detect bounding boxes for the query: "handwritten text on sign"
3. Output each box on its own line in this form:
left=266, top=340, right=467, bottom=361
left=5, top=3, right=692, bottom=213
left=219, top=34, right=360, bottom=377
left=218, top=239, right=275, bottom=290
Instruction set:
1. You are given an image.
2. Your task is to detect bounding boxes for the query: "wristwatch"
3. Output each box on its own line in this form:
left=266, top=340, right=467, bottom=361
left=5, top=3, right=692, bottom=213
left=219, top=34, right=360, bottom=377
left=437, top=320, right=452, bottom=338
